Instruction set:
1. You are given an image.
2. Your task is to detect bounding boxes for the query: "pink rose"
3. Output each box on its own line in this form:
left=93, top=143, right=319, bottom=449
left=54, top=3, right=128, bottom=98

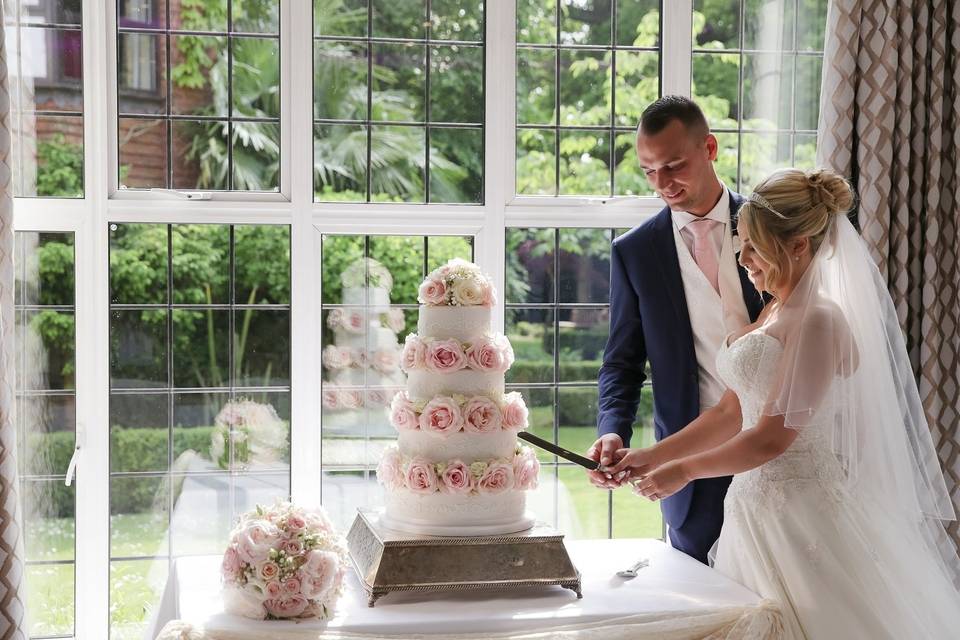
left=376, top=448, right=404, bottom=489
left=462, top=397, right=502, bottom=433
left=501, top=392, right=529, bottom=430
left=425, top=339, right=467, bottom=373
left=478, top=462, right=515, bottom=494
left=265, top=581, right=283, bottom=598
left=496, top=335, right=515, bottom=370
left=339, top=389, right=363, bottom=410
left=286, top=515, right=307, bottom=533
left=221, top=546, right=241, bottom=581
left=370, top=348, right=399, bottom=374
left=346, top=310, right=364, bottom=333
left=400, top=335, right=426, bottom=372
left=283, top=538, right=304, bottom=556
left=418, top=397, right=464, bottom=435
left=326, top=308, right=344, bottom=329
left=405, top=458, right=439, bottom=494
left=418, top=277, right=448, bottom=305
left=441, top=460, right=474, bottom=494
left=321, top=388, right=340, bottom=409
left=481, top=282, right=496, bottom=307
left=283, top=577, right=302, bottom=595
left=235, top=521, right=280, bottom=565
left=264, top=595, right=309, bottom=618
left=514, top=448, right=540, bottom=490
left=466, top=337, right=507, bottom=372
left=390, top=392, right=419, bottom=431
left=258, top=561, right=280, bottom=581
left=301, top=549, right=339, bottom=598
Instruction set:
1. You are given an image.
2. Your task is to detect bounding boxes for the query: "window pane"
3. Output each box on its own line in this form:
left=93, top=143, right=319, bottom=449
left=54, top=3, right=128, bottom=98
left=117, top=1, right=282, bottom=192
left=506, top=228, right=662, bottom=540
left=694, top=0, right=828, bottom=192
left=109, top=222, right=291, bottom=638
left=16, top=231, right=77, bottom=638
left=315, top=1, right=485, bottom=203
left=9, top=2, right=84, bottom=198
left=517, top=2, right=659, bottom=196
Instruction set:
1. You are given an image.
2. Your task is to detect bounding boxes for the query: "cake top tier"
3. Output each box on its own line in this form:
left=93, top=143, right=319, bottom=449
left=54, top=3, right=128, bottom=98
left=417, top=259, right=497, bottom=308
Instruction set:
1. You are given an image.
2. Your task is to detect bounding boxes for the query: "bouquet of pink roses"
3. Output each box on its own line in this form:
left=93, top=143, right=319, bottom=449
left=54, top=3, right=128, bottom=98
left=220, top=501, right=348, bottom=620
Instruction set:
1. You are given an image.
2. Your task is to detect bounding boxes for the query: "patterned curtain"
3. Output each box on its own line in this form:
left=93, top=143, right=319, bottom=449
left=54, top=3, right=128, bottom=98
left=817, top=0, right=960, bottom=549
left=0, top=10, right=25, bottom=639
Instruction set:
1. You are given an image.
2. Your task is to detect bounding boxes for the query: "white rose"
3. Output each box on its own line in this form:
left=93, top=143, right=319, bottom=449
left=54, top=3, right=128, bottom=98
left=222, top=585, right=267, bottom=620
left=450, top=278, right=485, bottom=306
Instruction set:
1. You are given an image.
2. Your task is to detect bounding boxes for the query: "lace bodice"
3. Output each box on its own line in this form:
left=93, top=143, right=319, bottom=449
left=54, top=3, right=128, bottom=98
left=716, top=330, right=845, bottom=511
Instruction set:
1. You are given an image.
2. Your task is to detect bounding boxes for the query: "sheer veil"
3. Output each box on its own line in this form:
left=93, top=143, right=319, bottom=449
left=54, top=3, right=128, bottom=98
left=760, top=212, right=958, bottom=580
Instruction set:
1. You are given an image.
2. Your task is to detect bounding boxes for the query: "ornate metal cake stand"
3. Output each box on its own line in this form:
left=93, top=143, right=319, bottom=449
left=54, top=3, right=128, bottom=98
left=346, top=509, right=582, bottom=607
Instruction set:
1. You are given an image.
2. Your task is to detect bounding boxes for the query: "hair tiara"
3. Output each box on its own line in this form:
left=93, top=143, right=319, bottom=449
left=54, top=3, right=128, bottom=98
left=748, top=192, right=789, bottom=219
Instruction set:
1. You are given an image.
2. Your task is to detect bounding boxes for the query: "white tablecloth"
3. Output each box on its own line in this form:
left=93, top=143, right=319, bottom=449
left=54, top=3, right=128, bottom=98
left=151, top=538, right=782, bottom=640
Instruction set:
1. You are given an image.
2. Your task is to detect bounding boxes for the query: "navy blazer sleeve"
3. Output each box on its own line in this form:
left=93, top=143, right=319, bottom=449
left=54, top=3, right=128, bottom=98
left=597, top=239, right=647, bottom=447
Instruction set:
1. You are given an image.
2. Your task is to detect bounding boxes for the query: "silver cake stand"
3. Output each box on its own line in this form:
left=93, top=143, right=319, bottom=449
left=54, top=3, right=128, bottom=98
left=346, top=509, right=582, bottom=607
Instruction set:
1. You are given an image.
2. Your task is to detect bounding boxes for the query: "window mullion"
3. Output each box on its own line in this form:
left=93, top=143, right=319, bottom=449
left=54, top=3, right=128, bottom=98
left=661, top=0, right=693, bottom=97
left=287, top=0, right=322, bottom=503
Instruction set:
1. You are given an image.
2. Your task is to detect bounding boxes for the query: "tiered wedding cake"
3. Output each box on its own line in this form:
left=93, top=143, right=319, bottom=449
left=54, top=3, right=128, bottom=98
left=322, top=258, right=407, bottom=438
left=376, top=259, right=539, bottom=535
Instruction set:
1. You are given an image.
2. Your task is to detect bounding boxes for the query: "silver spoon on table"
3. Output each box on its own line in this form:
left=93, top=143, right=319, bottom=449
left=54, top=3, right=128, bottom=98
left=616, top=558, right=650, bottom=578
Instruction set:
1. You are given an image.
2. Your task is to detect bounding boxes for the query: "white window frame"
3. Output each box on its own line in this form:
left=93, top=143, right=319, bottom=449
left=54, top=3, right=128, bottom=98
left=12, top=2, right=691, bottom=637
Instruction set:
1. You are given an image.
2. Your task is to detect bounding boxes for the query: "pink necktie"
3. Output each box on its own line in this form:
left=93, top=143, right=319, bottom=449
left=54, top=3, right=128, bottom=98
left=687, top=218, right=720, bottom=293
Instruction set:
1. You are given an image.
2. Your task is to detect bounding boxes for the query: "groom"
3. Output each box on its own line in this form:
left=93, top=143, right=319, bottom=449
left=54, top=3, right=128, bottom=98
left=587, top=96, right=764, bottom=563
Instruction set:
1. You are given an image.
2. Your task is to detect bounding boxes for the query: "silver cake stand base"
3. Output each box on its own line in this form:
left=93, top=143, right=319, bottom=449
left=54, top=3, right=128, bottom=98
left=346, top=509, right=582, bottom=607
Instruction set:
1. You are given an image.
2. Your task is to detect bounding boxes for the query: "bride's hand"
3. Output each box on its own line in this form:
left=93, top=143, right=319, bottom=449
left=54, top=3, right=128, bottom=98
left=607, top=446, right=660, bottom=480
left=631, top=460, right=691, bottom=502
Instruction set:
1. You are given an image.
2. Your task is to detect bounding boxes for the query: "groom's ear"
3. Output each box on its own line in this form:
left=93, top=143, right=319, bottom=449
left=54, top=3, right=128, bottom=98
left=704, top=133, right=719, bottom=161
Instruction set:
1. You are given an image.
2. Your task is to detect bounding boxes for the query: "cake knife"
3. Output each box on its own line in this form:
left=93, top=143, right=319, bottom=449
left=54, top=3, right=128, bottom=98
left=517, top=431, right=609, bottom=472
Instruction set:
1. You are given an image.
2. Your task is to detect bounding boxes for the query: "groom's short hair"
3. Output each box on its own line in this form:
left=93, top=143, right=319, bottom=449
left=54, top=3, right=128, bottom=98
left=638, top=96, right=710, bottom=139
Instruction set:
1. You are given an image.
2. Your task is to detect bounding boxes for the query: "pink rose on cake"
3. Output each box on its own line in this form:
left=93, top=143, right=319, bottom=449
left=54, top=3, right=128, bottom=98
left=418, top=277, right=448, bottom=305
left=321, top=388, right=340, bottom=409
left=501, top=392, right=529, bottom=430
left=462, top=396, right=503, bottom=433
left=376, top=448, right=404, bottom=489
left=405, top=458, right=439, bottom=494
left=389, top=392, right=419, bottom=431
left=440, top=460, right=475, bottom=494
left=400, top=334, right=426, bottom=372
left=514, top=447, right=540, bottom=490
left=419, top=396, right=464, bottom=435
left=466, top=336, right=513, bottom=373
left=478, top=461, right=515, bottom=494
left=425, top=339, right=467, bottom=373
left=346, top=310, right=364, bottom=333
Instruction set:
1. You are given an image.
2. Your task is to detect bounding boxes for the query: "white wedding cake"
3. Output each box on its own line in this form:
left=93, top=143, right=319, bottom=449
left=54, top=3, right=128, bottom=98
left=376, top=259, right=539, bottom=536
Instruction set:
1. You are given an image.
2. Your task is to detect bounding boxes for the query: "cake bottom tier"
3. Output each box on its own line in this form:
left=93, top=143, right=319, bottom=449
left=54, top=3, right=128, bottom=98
left=381, top=490, right=534, bottom=536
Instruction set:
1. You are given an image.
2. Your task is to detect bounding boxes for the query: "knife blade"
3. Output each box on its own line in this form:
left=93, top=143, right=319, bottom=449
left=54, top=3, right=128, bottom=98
left=517, top=431, right=606, bottom=472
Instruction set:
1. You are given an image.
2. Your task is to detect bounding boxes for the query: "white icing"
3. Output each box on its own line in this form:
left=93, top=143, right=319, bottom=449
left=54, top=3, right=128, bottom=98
left=397, top=429, right=517, bottom=462
left=406, top=370, right=504, bottom=400
left=417, top=306, right=492, bottom=341
left=382, top=490, right=530, bottom=536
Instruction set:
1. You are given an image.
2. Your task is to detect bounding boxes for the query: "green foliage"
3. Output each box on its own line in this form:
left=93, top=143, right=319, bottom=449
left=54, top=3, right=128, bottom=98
left=36, top=135, right=83, bottom=198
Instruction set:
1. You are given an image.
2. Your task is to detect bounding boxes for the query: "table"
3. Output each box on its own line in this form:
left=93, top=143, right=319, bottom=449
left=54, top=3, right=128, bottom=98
left=150, top=538, right=782, bottom=640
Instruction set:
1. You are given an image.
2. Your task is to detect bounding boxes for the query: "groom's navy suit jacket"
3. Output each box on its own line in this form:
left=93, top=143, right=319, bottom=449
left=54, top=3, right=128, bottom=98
left=598, top=192, right=763, bottom=563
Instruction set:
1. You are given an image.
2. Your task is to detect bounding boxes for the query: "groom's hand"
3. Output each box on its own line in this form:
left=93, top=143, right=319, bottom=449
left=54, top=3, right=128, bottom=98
left=586, top=434, right=625, bottom=489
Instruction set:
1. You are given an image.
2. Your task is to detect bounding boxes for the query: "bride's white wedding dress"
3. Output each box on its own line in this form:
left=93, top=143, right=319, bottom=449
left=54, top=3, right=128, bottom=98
left=712, top=330, right=960, bottom=639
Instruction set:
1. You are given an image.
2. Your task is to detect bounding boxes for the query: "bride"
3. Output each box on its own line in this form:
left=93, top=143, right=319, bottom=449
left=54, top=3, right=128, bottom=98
left=608, top=168, right=960, bottom=638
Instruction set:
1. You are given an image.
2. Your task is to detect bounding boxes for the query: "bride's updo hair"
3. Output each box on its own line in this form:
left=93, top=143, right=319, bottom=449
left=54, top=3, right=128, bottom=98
left=738, top=168, right=854, bottom=292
